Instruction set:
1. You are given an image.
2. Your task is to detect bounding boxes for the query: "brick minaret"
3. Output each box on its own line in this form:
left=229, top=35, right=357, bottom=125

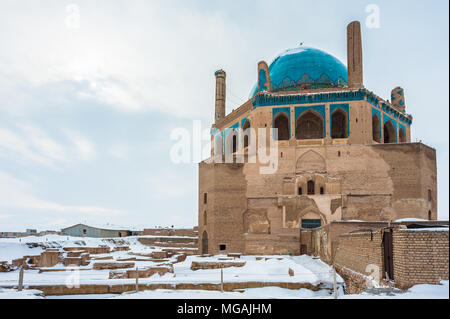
left=215, top=70, right=226, bottom=122
left=347, top=21, right=363, bottom=88
left=391, top=86, right=406, bottom=112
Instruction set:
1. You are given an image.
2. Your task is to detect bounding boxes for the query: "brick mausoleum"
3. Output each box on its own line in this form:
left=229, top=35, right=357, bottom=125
left=198, top=21, right=438, bottom=257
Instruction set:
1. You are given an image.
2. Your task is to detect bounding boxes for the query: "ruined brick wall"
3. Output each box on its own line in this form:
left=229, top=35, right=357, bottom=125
left=335, top=264, right=371, bottom=294
left=313, top=222, right=390, bottom=264
left=334, top=230, right=384, bottom=282
left=393, top=229, right=449, bottom=289
left=142, top=229, right=197, bottom=237
left=331, top=229, right=385, bottom=294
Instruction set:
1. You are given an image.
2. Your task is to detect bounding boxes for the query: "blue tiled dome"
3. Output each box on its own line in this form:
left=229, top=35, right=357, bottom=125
left=250, top=47, right=348, bottom=98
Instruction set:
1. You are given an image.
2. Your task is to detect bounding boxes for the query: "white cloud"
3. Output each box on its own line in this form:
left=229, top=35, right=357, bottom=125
left=65, top=130, right=96, bottom=161
left=0, top=1, right=249, bottom=119
left=109, top=143, right=129, bottom=160
left=0, top=124, right=97, bottom=166
left=148, top=171, right=196, bottom=198
left=0, top=126, right=65, bottom=167
left=0, top=170, right=124, bottom=216
left=0, top=214, right=11, bottom=220
left=18, top=124, right=68, bottom=162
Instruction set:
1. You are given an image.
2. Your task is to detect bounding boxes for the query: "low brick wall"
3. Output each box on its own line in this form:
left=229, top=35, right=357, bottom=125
left=93, top=262, right=135, bottom=270
left=324, top=225, right=449, bottom=292
left=142, top=228, right=198, bottom=237
left=334, top=265, right=370, bottom=294
left=334, top=230, right=384, bottom=284
left=191, top=261, right=246, bottom=271
left=393, top=229, right=449, bottom=289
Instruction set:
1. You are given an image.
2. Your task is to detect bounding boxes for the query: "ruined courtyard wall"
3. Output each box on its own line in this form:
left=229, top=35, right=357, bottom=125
left=393, top=229, right=449, bottom=289
left=333, top=230, right=384, bottom=281
left=142, top=229, right=197, bottom=237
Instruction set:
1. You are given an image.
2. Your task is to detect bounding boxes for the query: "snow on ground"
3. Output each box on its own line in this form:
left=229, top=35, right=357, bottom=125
left=0, top=234, right=160, bottom=263
left=394, top=218, right=428, bottom=222
left=0, top=235, right=343, bottom=287
left=0, top=288, right=44, bottom=299
left=0, top=241, right=44, bottom=263
left=45, top=281, right=449, bottom=299
left=107, top=287, right=336, bottom=299
left=0, top=254, right=342, bottom=287
left=5, top=282, right=449, bottom=299
left=337, top=281, right=449, bottom=299
left=1, top=235, right=447, bottom=299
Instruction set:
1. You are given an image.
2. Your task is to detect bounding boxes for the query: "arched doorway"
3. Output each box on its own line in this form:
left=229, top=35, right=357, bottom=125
left=372, top=114, right=381, bottom=142
left=201, top=231, right=208, bottom=254
left=274, top=113, right=289, bottom=140
left=384, top=121, right=396, bottom=143
left=296, top=110, right=324, bottom=139
left=331, top=109, right=348, bottom=138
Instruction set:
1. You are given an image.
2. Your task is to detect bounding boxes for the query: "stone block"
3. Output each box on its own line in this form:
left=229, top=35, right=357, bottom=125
left=93, top=262, right=135, bottom=270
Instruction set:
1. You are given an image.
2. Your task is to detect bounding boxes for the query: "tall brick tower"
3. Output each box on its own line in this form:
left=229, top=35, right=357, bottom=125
left=347, top=21, right=363, bottom=88
left=214, top=70, right=226, bottom=123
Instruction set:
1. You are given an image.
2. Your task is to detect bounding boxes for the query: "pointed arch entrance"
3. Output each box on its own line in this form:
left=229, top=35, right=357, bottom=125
left=331, top=108, right=348, bottom=138
left=372, top=113, right=381, bottom=142
left=296, top=110, right=324, bottom=140
left=274, top=112, right=290, bottom=141
left=384, top=121, right=396, bottom=144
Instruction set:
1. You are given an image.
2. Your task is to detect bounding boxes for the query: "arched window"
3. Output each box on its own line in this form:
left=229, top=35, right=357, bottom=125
left=320, top=187, right=324, bottom=195
left=331, top=109, right=348, bottom=138
left=226, top=129, right=238, bottom=154
left=274, top=113, right=289, bottom=141
left=399, top=127, right=406, bottom=143
left=307, top=180, right=315, bottom=195
left=372, top=114, right=381, bottom=142
left=298, top=187, right=303, bottom=195
left=384, top=121, right=396, bottom=143
left=204, top=211, right=207, bottom=225
left=428, top=211, right=432, bottom=221
left=296, top=110, right=324, bottom=140
left=242, top=120, right=251, bottom=148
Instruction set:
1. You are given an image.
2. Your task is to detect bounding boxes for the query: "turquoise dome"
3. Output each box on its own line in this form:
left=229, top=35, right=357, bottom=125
left=250, top=47, right=348, bottom=98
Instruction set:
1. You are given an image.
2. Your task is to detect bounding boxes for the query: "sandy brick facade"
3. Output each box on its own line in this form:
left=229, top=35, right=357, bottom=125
left=198, top=21, right=438, bottom=258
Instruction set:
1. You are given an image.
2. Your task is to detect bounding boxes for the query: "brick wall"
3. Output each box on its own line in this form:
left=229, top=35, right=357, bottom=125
left=142, top=228, right=197, bottom=237
left=393, top=229, right=449, bottom=289
left=334, top=230, right=384, bottom=283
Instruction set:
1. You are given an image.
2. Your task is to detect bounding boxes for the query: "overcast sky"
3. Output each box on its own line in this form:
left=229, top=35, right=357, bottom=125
left=0, top=0, right=448, bottom=231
